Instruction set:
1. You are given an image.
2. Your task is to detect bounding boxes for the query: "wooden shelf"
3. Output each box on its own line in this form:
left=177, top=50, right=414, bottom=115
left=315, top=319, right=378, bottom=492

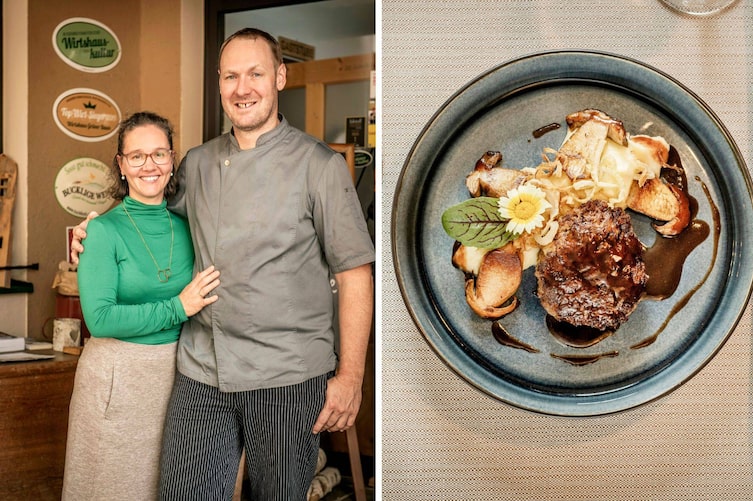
left=285, top=53, right=375, bottom=140
left=0, top=352, right=79, bottom=500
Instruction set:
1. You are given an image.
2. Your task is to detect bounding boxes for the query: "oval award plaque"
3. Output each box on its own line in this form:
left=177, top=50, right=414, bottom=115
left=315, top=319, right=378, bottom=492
left=52, top=18, right=121, bottom=72
left=53, top=88, right=121, bottom=142
left=54, top=157, right=115, bottom=218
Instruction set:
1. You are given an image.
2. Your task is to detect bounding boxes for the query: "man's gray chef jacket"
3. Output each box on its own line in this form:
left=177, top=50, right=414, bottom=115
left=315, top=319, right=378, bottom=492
left=169, top=116, right=375, bottom=392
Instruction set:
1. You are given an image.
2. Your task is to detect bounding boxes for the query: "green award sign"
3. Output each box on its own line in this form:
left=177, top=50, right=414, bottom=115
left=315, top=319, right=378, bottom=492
left=53, top=18, right=121, bottom=73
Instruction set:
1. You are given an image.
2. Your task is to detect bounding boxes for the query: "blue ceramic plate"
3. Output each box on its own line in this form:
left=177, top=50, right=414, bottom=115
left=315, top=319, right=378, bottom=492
left=391, top=51, right=753, bottom=416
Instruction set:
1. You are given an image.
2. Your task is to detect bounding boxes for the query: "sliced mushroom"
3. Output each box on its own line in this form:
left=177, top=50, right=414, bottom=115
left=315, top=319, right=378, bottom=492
left=465, top=150, right=525, bottom=198
left=464, top=244, right=522, bottom=319
left=558, top=110, right=627, bottom=180
left=629, top=134, right=670, bottom=168
left=451, top=243, right=490, bottom=277
left=627, top=177, right=691, bottom=236
left=565, top=109, right=627, bottom=145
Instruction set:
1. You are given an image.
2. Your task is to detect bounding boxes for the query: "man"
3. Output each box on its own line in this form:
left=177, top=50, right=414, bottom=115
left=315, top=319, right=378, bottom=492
left=72, top=28, right=374, bottom=500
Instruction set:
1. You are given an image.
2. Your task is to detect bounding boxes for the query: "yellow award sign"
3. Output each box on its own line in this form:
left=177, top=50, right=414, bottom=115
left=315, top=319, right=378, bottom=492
left=53, top=88, right=121, bottom=142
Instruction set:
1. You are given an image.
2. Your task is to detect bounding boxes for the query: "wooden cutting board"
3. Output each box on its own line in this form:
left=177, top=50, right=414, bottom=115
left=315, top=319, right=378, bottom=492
left=0, top=154, right=18, bottom=288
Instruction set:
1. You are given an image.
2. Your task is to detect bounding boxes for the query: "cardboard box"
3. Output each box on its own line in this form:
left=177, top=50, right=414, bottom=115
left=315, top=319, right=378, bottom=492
left=279, top=36, right=315, bottom=62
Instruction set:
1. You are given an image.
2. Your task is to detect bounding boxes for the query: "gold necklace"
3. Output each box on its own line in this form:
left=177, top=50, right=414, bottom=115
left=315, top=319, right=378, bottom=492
left=122, top=203, right=174, bottom=282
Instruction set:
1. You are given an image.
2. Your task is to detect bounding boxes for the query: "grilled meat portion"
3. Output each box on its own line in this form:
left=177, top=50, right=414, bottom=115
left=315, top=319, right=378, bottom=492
left=535, top=200, right=647, bottom=331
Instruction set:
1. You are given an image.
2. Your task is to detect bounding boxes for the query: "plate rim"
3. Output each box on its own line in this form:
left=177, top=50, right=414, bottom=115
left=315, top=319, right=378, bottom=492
left=391, top=49, right=753, bottom=416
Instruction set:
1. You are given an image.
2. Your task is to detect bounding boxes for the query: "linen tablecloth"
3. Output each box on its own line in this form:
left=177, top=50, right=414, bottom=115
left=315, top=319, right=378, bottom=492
left=381, top=1, right=753, bottom=499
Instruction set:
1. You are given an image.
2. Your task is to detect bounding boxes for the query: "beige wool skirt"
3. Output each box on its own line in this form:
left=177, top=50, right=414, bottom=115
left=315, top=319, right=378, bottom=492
left=62, top=337, right=177, bottom=501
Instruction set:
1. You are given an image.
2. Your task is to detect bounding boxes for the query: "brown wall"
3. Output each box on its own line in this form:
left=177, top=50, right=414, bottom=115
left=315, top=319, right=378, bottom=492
left=26, top=0, right=182, bottom=338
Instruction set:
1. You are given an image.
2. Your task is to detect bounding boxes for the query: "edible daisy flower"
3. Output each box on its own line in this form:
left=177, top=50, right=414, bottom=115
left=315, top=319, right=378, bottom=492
left=498, top=184, right=552, bottom=235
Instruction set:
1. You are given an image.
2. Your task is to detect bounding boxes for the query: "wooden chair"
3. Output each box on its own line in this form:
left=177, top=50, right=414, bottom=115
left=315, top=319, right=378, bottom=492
left=327, top=142, right=367, bottom=501
left=233, top=450, right=245, bottom=501
left=328, top=143, right=357, bottom=183
left=343, top=425, right=367, bottom=501
left=322, top=143, right=366, bottom=501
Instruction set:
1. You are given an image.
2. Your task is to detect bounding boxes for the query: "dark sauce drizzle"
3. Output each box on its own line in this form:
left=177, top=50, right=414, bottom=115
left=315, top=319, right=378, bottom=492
left=492, top=322, right=539, bottom=353
left=546, top=316, right=614, bottom=348
left=532, top=122, right=561, bottom=139
left=630, top=176, right=720, bottom=349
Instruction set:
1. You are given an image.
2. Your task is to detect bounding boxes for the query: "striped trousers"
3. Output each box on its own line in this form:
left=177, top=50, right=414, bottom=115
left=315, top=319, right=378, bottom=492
left=158, top=372, right=328, bottom=501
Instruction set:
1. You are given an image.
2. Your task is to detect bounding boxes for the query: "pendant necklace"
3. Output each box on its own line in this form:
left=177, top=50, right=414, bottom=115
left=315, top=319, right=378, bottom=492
left=122, top=203, right=174, bottom=282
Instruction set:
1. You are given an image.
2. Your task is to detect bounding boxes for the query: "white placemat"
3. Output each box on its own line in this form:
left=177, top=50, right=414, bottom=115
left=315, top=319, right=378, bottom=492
left=381, top=1, right=753, bottom=499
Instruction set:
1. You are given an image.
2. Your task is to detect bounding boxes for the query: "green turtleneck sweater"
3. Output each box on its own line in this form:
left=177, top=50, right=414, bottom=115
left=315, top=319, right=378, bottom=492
left=78, top=196, right=194, bottom=345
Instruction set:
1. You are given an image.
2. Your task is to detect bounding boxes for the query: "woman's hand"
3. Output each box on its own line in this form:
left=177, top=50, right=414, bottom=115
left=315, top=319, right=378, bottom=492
left=179, top=265, right=221, bottom=317
left=69, top=211, right=100, bottom=264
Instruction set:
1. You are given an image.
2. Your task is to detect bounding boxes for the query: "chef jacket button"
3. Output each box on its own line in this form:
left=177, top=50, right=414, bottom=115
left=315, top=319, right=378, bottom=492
left=224, top=159, right=230, bottom=166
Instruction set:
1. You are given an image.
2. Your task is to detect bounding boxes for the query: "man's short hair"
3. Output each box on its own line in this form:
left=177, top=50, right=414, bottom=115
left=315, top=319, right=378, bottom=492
left=219, top=27, right=283, bottom=68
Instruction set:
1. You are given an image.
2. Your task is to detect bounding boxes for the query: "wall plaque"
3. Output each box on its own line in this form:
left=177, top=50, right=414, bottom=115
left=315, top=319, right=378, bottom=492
left=354, top=149, right=373, bottom=168
left=54, top=157, right=115, bottom=218
left=53, top=88, right=121, bottom=142
left=52, top=17, right=121, bottom=72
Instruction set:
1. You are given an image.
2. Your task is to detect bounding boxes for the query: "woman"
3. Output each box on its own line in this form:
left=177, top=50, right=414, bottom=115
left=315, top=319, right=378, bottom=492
left=62, top=112, right=220, bottom=500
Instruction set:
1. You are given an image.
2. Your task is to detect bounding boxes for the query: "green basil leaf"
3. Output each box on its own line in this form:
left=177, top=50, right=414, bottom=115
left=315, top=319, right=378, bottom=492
left=441, top=197, right=516, bottom=249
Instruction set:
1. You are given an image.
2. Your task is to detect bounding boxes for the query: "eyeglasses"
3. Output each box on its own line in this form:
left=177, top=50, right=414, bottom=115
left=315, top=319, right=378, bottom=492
left=120, top=148, right=173, bottom=167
